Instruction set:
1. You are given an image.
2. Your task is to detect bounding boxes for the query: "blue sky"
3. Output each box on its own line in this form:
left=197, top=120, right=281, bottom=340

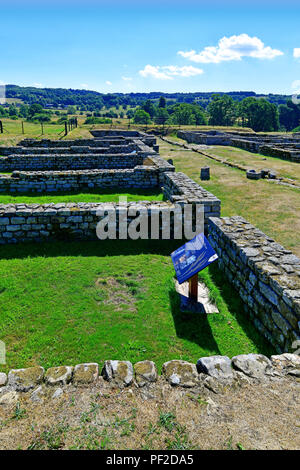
left=1, top=0, right=300, bottom=94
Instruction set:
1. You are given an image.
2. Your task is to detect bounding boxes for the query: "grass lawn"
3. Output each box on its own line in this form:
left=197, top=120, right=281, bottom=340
left=0, top=189, right=163, bottom=204
left=0, top=240, right=273, bottom=373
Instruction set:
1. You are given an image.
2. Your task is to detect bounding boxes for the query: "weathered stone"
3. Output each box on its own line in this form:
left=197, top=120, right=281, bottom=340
left=0, top=391, right=19, bottom=406
left=134, top=361, right=157, bottom=387
left=232, top=354, right=273, bottom=379
left=7, top=366, right=44, bottom=392
left=197, top=355, right=233, bottom=380
left=0, top=372, right=7, bottom=387
left=102, top=360, right=134, bottom=386
left=271, top=353, right=300, bottom=377
left=45, top=366, right=73, bottom=386
left=30, top=385, right=44, bottom=403
left=52, top=387, right=64, bottom=399
left=73, top=363, right=99, bottom=385
left=162, top=360, right=198, bottom=387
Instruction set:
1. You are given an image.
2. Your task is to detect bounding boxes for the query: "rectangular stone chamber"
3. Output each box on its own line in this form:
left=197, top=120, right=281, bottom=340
left=0, top=130, right=221, bottom=243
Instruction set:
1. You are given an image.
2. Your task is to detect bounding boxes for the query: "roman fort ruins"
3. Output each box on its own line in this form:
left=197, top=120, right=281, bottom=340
left=0, top=128, right=298, bottom=365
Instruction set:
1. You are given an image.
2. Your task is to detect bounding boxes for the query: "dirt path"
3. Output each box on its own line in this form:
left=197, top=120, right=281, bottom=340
left=0, top=377, right=299, bottom=450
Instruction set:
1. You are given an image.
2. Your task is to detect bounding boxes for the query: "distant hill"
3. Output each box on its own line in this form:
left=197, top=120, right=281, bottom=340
left=4, top=84, right=291, bottom=110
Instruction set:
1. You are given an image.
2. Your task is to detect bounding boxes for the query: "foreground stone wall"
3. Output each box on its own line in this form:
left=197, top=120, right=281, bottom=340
left=209, top=216, right=300, bottom=353
left=0, top=354, right=299, bottom=396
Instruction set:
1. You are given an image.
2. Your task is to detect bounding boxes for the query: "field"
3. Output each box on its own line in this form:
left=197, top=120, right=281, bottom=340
left=160, top=136, right=300, bottom=256
left=1, top=122, right=299, bottom=372
left=0, top=240, right=273, bottom=373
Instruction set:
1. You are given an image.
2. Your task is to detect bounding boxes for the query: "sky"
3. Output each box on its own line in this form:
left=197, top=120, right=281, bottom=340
left=0, top=0, right=300, bottom=95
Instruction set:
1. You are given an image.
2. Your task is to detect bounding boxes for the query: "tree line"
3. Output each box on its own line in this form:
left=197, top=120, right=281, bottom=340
left=1, top=88, right=300, bottom=132
left=132, top=94, right=300, bottom=132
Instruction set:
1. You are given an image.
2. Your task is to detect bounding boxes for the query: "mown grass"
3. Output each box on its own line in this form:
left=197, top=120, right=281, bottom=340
left=0, top=189, right=163, bottom=204
left=0, top=240, right=273, bottom=373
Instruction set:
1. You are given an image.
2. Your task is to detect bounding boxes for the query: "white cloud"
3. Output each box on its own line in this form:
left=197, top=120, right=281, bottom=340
left=293, top=48, right=300, bottom=59
left=33, top=82, right=44, bottom=88
left=139, top=64, right=204, bottom=80
left=122, top=76, right=132, bottom=81
left=80, top=83, right=89, bottom=88
left=105, top=81, right=112, bottom=85
left=178, top=34, right=283, bottom=64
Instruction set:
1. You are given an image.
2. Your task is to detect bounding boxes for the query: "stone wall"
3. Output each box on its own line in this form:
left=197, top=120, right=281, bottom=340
left=0, top=199, right=200, bottom=244
left=260, top=145, right=300, bottom=163
left=0, top=144, right=136, bottom=156
left=0, top=153, right=145, bottom=172
left=0, top=167, right=161, bottom=193
left=178, top=130, right=300, bottom=163
left=208, top=216, right=300, bottom=353
left=1, top=354, right=299, bottom=393
left=177, top=130, right=231, bottom=146
left=163, top=171, right=221, bottom=227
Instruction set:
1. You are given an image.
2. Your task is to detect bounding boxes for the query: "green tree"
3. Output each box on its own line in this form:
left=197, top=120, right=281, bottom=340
left=19, top=104, right=29, bottom=118
left=158, top=96, right=166, bottom=108
left=154, top=107, right=169, bottom=125
left=8, top=105, right=18, bottom=117
left=278, top=101, right=300, bottom=131
left=28, top=103, right=43, bottom=119
left=167, top=103, right=207, bottom=126
left=133, top=109, right=151, bottom=124
left=207, top=95, right=237, bottom=126
left=238, top=97, right=279, bottom=132
left=33, top=113, right=51, bottom=123
left=141, top=100, right=156, bottom=119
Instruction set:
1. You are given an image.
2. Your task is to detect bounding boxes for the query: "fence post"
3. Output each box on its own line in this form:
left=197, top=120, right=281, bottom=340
left=0, top=120, right=3, bottom=133
left=65, top=122, right=68, bottom=136
left=21, top=121, right=24, bottom=134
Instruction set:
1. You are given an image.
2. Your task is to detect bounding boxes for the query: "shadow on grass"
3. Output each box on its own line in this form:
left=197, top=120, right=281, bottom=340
left=0, top=188, right=163, bottom=199
left=168, top=284, right=221, bottom=355
left=207, top=262, right=275, bottom=356
left=0, top=239, right=183, bottom=260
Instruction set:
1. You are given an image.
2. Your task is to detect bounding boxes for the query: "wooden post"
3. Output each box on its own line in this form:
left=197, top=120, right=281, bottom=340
left=65, top=122, right=68, bottom=136
left=21, top=121, right=24, bottom=134
left=41, top=122, right=44, bottom=135
left=0, top=120, right=3, bottom=133
left=188, top=273, right=198, bottom=301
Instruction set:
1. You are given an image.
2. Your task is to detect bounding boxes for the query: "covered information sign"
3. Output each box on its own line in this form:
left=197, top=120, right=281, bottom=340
left=171, top=233, right=218, bottom=285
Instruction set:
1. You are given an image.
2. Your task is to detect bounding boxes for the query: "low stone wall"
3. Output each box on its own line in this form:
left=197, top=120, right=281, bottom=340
left=209, top=216, right=300, bottom=353
left=1, top=354, right=299, bottom=396
left=0, top=199, right=199, bottom=243
left=178, top=130, right=300, bottom=163
left=177, top=130, right=230, bottom=146
left=163, top=172, right=221, bottom=226
left=17, top=138, right=127, bottom=148
left=260, top=145, right=300, bottom=163
left=0, top=144, right=136, bottom=156
left=90, top=130, right=156, bottom=147
left=231, top=138, right=260, bottom=153
left=0, top=167, right=161, bottom=193
left=0, top=153, right=144, bottom=172
left=0, top=171, right=220, bottom=243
